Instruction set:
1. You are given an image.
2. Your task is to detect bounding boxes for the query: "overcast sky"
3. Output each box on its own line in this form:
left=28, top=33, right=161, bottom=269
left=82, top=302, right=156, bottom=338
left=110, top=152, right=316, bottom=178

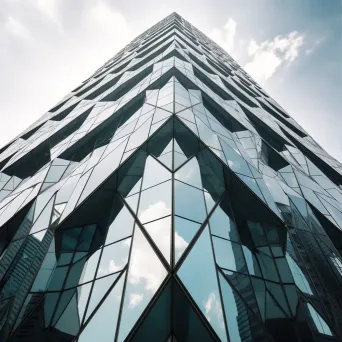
left=1, top=0, right=341, bottom=160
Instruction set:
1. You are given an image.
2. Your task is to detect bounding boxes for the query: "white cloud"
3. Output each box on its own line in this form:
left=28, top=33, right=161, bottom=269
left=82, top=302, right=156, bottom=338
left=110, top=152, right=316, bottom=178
left=245, top=31, right=305, bottom=84
left=139, top=201, right=171, bottom=223
left=4, top=17, right=31, bottom=40
left=128, top=292, right=144, bottom=309
left=0, top=0, right=134, bottom=147
left=204, top=292, right=224, bottom=327
left=210, top=18, right=237, bottom=54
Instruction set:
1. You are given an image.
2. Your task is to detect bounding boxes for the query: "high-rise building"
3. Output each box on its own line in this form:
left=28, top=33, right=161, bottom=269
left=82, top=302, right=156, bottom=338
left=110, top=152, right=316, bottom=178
left=0, top=12, right=341, bottom=342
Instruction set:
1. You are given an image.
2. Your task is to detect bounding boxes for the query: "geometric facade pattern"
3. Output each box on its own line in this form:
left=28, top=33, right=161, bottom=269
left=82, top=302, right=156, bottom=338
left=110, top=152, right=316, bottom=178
left=0, top=12, right=341, bottom=342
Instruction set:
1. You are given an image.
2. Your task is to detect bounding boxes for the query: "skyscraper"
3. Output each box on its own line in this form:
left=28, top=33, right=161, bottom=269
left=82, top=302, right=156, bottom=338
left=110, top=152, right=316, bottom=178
left=0, top=11, right=341, bottom=341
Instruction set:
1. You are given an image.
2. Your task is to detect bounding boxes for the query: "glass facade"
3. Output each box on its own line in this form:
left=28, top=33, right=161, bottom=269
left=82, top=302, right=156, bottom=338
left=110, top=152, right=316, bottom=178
left=0, top=12, right=341, bottom=342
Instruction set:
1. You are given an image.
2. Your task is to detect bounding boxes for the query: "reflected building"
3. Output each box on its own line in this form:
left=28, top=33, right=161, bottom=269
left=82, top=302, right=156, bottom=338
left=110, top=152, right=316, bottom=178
left=0, top=12, right=341, bottom=342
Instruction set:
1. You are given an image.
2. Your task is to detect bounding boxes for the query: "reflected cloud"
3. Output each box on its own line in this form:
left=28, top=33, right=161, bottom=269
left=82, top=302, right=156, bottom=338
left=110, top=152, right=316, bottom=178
left=204, top=291, right=224, bottom=328
left=129, top=292, right=144, bottom=309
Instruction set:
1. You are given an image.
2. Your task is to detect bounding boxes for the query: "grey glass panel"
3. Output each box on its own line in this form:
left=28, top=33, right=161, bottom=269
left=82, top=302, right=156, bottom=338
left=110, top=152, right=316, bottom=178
left=77, top=282, right=92, bottom=324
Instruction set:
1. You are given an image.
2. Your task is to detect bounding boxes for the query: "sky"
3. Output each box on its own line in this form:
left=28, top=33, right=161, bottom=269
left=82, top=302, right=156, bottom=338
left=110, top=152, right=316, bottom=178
left=1, top=0, right=341, bottom=160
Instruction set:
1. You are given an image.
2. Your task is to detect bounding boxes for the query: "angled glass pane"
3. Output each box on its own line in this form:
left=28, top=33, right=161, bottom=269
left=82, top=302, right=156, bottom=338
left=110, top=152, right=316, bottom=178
left=142, top=156, right=171, bottom=190
left=175, top=157, right=203, bottom=189
left=118, top=226, right=167, bottom=341
left=138, top=180, right=172, bottom=223
left=178, top=226, right=227, bottom=341
left=78, top=272, right=125, bottom=342
left=174, top=180, right=206, bottom=223
left=144, top=216, right=171, bottom=264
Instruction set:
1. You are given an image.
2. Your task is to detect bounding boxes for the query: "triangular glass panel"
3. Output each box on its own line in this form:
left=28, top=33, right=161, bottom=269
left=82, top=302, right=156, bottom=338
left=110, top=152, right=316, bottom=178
left=209, top=197, right=239, bottom=242
left=105, top=204, right=135, bottom=245
left=142, top=156, right=171, bottom=190
left=178, top=226, right=228, bottom=342
left=51, top=203, right=66, bottom=224
left=178, top=117, right=198, bottom=136
left=177, top=108, right=196, bottom=123
left=144, top=216, right=171, bottom=264
left=174, top=216, right=201, bottom=265
left=173, top=152, right=188, bottom=170
left=78, top=272, right=125, bottom=342
left=130, top=282, right=171, bottom=342
left=174, top=180, right=206, bottom=223
left=127, top=178, right=141, bottom=197
left=54, top=293, right=80, bottom=336
left=174, top=139, right=185, bottom=155
left=117, top=226, right=167, bottom=342
left=85, top=272, right=120, bottom=321
left=97, top=238, right=131, bottom=278
left=161, top=140, right=173, bottom=155
left=29, top=195, right=55, bottom=235
left=160, top=102, right=174, bottom=113
left=265, top=281, right=290, bottom=317
left=125, top=193, right=140, bottom=215
left=238, top=175, right=266, bottom=203
left=175, top=103, right=187, bottom=113
left=158, top=152, right=172, bottom=170
left=213, top=237, right=247, bottom=273
left=265, top=290, right=287, bottom=320
left=152, top=108, right=172, bottom=124
left=173, top=278, right=217, bottom=342
left=77, top=282, right=92, bottom=324
left=149, top=118, right=169, bottom=137
left=138, top=181, right=172, bottom=223
left=175, top=157, right=203, bottom=189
